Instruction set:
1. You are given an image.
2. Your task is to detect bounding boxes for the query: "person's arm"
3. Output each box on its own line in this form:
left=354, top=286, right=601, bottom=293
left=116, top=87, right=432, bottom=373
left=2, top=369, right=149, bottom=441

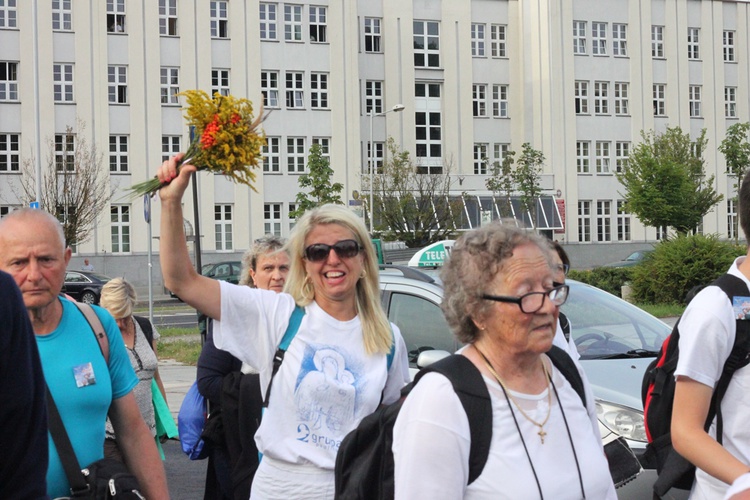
left=157, top=155, right=221, bottom=319
left=672, top=376, right=749, bottom=485
left=110, top=392, right=169, bottom=499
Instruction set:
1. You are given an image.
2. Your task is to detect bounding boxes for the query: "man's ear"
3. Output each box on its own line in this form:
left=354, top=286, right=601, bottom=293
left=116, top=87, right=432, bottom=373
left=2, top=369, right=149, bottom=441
left=64, top=247, right=72, bottom=266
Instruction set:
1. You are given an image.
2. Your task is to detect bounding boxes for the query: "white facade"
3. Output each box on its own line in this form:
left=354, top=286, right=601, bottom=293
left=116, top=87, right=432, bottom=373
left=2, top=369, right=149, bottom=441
left=1, top=0, right=749, bottom=265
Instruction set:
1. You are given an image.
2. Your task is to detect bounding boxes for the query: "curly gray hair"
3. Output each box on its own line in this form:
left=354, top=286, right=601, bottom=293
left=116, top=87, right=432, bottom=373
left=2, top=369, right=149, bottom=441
left=239, top=235, right=287, bottom=287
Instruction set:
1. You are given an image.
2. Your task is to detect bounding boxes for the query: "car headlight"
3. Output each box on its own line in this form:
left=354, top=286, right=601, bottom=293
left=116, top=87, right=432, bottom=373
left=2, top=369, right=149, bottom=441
left=596, top=400, right=646, bottom=442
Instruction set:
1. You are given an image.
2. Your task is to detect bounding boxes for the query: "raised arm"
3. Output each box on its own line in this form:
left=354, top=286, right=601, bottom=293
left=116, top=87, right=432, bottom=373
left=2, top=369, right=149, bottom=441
left=157, top=155, right=221, bottom=319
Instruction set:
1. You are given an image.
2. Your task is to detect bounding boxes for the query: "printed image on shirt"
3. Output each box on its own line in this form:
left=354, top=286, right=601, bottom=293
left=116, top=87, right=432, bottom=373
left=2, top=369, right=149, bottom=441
left=73, top=362, right=96, bottom=387
left=294, top=346, right=357, bottom=433
left=733, top=296, right=750, bottom=320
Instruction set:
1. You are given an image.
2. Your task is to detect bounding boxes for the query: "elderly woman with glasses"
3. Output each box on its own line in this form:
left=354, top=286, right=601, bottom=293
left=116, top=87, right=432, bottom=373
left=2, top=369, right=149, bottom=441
left=393, top=224, right=616, bottom=499
left=155, top=156, right=409, bottom=500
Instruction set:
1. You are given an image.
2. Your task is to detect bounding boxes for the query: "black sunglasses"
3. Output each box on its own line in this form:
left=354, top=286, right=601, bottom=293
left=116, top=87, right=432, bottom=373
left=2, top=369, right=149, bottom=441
left=304, top=239, right=362, bottom=262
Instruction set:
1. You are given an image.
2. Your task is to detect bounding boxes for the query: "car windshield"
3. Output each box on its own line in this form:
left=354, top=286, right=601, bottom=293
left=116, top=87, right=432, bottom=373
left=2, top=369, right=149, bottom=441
left=562, top=280, right=671, bottom=360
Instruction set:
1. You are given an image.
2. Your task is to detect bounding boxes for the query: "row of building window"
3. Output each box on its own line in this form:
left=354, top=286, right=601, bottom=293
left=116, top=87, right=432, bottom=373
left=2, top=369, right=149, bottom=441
left=577, top=200, right=631, bottom=242
left=472, top=84, right=509, bottom=118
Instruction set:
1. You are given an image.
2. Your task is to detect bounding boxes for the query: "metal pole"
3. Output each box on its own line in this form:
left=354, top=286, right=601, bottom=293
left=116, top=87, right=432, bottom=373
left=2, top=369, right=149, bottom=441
left=369, top=110, right=374, bottom=234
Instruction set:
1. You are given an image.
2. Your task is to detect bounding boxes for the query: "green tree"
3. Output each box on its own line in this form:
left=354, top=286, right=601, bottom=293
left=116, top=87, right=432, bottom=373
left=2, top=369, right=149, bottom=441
left=485, top=151, right=515, bottom=218
left=512, top=143, right=545, bottom=226
left=616, top=127, right=723, bottom=235
left=719, top=122, right=750, bottom=195
left=290, top=143, right=343, bottom=218
left=370, top=138, right=461, bottom=247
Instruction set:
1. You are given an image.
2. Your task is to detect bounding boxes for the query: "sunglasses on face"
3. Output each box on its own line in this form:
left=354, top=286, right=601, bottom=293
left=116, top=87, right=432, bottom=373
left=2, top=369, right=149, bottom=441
left=304, top=239, right=362, bottom=262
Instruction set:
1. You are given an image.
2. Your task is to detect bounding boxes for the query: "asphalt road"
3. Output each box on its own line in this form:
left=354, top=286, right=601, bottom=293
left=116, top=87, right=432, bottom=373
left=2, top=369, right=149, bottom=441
left=163, top=438, right=208, bottom=498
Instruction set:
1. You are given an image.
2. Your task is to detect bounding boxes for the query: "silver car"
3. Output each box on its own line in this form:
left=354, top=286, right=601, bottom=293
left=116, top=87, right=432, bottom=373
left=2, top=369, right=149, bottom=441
left=378, top=266, right=686, bottom=499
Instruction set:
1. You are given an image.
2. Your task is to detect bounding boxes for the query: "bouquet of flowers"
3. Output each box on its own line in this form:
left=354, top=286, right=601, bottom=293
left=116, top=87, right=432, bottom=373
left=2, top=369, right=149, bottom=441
left=128, top=90, right=265, bottom=198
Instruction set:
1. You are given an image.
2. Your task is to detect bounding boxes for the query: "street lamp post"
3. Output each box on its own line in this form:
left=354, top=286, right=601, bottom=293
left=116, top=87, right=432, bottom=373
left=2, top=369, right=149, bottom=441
left=369, top=103, right=405, bottom=234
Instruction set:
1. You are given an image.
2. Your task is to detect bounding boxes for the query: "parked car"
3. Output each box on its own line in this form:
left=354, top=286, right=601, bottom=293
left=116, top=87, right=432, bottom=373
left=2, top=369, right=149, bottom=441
left=602, top=250, right=653, bottom=268
left=201, top=260, right=242, bottom=284
left=63, top=270, right=112, bottom=304
left=378, top=265, right=684, bottom=499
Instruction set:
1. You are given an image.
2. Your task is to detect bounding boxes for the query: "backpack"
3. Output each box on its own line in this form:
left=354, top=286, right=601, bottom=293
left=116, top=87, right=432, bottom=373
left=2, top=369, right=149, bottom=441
left=134, top=315, right=155, bottom=350
left=641, top=274, right=750, bottom=497
left=333, top=345, right=585, bottom=500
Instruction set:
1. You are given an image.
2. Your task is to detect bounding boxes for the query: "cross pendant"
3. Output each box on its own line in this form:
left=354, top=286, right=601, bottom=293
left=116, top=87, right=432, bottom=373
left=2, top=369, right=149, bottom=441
left=538, top=428, right=547, bottom=444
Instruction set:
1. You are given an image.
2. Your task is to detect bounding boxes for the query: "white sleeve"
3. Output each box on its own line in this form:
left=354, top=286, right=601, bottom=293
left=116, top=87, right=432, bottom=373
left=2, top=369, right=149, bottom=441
left=393, top=372, right=470, bottom=500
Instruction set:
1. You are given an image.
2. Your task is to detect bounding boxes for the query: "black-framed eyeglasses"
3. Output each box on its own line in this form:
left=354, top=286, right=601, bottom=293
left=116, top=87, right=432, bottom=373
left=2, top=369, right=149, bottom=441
left=304, top=239, right=362, bottom=262
left=481, top=284, right=570, bottom=314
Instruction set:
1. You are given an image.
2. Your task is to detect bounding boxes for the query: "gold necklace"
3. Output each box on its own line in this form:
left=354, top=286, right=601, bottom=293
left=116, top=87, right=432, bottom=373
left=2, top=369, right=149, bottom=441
left=475, top=346, right=552, bottom=444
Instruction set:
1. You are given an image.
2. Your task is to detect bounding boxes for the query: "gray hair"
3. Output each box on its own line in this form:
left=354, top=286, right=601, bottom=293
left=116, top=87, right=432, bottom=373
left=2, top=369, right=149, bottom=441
left=440, top=222, right=553, bottom=344
left=239, top=235, right=287, bottom=287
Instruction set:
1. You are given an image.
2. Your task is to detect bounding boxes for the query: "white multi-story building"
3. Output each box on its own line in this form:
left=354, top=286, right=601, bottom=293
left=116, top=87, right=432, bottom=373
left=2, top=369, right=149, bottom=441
left=1, top=0, right=749, bottom=281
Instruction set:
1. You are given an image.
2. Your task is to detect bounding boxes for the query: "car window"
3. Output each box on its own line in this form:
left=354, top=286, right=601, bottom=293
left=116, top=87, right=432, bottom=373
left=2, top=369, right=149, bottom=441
left=65, top=272, right=85, bottom=283
left=214, top=263, right=231, bottom=277
left=385, top=291, right=457, bottom=365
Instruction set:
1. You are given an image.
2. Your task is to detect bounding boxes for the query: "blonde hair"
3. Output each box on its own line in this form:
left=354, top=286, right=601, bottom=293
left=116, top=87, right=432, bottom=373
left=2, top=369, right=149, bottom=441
left=240, top=235, right=287, bottom=287
left=100, top=277, right=137, bottom=319
left=284, top=204, right=392, bottom=355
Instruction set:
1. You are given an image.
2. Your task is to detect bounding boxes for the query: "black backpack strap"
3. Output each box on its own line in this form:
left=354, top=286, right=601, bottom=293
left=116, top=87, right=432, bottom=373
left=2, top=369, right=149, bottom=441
left=133, top=315, right=155, bottom=350
left=546, top=344, right=586, bottom=407
left=45, top=385, right=91, bottom=497
left=414, top=355, right=492, bottom=484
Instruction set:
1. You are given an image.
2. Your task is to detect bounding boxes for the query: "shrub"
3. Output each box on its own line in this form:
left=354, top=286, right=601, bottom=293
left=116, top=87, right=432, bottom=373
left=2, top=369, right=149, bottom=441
left=568, top=267, right=634, bottom=297
left=630, top=234, right=745, bottom=305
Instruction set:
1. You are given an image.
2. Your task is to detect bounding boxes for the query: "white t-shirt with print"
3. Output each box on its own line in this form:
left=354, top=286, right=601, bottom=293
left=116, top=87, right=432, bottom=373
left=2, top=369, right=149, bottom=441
left=213, top=280, right=410, bottom=470
left=676, top=258, right=750, bottom=500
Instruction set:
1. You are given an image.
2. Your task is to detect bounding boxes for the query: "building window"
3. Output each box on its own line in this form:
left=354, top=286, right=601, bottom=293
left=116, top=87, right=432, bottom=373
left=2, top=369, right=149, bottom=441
left=284, top=4, right=302, bottom=41
left=0, top=134, right=19, bottom=172
left=652, top=25, right=664, bottom=58
left=107, top=0, right=125, bottom=32
left=614, top=82, right=628, bottom=115
left=578, top=201, right=591, bottom=242
left=366, top=141, right=384, bottom=174
left=160, top=67, right=179, bottom=104
left=574, top=80, right=588, bottom=114
left=263, top=136, right=280, bottom=173
left=653, top=84, right=666, bottom=116
left=53, top=64, right=74, bottom=103
left=108, top=65, right=128, bottom=104
left=689, top=85, right=701, bottom=118
left=110, top=205, right=130, bottom=253
left=724, top=30, right=735, bottom=62
left=364, top=17, right=381, bottom=53
left=413, top=20, right=440, bottom=68
left=288, top=203, right=297, bottom=231
left=655, top=226, right=667, bottom=241
left=573, top=21, right=586, bottom=55
left=52, top=0, right=72, bottom=31
left=261, top=71, right=279, bottom=108
left=491, top=24, right=506, bottom=58
left=109, top=135, right=128, bottom=172
left=687, top=27, right=700, bottom=60
left=264, top=203, right=282, bottom=236
left=0, top=62, right=19, bottom=101
left=212, top=69, right=230, bottom=96
left=210, top=1, right=228, bottom=38
left=260, top=3, right=277, bottom=40
left=415, top=83, right=442, bottom=173
left=309, top=6, right=326, bottom=43
left=596, top=141, right=610, bottom=174
left=615, top=141, right=630, bottom=173
left=612, top=23, right=627, bottom=56
left=365, top=80, right=383, bottom=114
left=0, top=0, right=16, bottom=28
left=492, top=84, right=508, bottom=118
left=161, top=135, right=181, bottom=162
left=159, top=0, right=178, bottom=36
left=725, top=87, right=737, bottom=118
left=576, top=141, right=590, bottom=173
left=55, top=133, right=75, bottom=171
left=471, top=23, right=485, bottom=57
left=473, top=144, right=488, bottom=175
left=310, top=73, right=328, bottom=109
left=214, top=204, right=233, bottom=251
left=285, top=72, right=304, bottom=108
left=594, top=81, right=608, bottom=115
left=493, top=143, right=510, bottom=166
left=312, top=137, right=330, bottom=159
left=728, top=199, right=738, bottom=240
left=592, top=22, right=607, bottom=55
left=596, top=200, right=612, bottom=242
left=617, top=200, right=630, bottom=241
left=287, top=137, right=305, bottom=173
left=472, top=84, right=487, bottom=117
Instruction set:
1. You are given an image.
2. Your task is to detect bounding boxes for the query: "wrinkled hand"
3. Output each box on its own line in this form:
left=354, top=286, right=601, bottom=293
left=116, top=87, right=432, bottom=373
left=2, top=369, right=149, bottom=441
left=156, top=153, right=197, bottom=203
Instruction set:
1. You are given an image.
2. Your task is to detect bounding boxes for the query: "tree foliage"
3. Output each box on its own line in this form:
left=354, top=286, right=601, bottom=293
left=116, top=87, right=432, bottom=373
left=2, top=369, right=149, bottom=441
left=370, top=138, right=461, bottom=247
left=484, top=143, right=545, bottom=224
left=616, top=127, right=723, bottom=235
left=14, top=122, right=114, bottom=247
left=719, top=122, right=750, bottom=194
left=290, top=143, right=343, bottom=218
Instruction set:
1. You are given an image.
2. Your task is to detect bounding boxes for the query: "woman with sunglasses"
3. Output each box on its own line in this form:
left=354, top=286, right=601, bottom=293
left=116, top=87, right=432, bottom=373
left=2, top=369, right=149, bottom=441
left=392, top=223, right=615, bottom=499
left=155, top=156, right=409, bottom=499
